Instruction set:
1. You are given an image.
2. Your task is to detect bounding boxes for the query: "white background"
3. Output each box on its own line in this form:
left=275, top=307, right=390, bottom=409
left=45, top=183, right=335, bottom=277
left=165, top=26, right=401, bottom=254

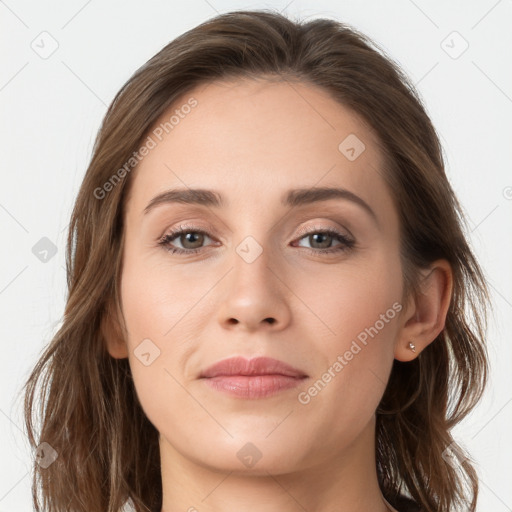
left=1, top=0, right=511, bottom=510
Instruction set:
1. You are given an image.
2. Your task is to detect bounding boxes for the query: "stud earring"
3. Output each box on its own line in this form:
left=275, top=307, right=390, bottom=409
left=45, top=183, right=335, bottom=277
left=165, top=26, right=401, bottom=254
left=408, top=341, right=416, bottom=353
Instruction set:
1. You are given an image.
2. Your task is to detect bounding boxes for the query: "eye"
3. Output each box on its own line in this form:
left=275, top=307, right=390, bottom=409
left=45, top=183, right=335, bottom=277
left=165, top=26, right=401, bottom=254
left=158, top=224, right=355, bottom=255
left=158, top=224, right=215, bottom=255
left=292, top=226, right=355, bottom=255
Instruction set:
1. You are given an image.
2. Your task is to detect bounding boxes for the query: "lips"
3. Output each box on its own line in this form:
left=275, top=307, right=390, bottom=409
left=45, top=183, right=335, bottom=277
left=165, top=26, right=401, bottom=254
left=199, top=356, right=308, bottom=399
left=199, top=356, right=308, bottom=379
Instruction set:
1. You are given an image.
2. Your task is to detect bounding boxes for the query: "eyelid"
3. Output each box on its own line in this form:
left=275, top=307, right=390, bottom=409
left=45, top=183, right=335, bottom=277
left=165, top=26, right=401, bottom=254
left=158, top=221, right=216, bottom=239
left=294, top=222, right=353, bottom=240
left=158, top=220, right=352, bottom=243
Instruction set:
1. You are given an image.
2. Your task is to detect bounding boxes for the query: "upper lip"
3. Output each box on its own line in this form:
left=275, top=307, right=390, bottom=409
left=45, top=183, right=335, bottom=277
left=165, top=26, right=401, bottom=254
left=199, top=356, right=308, bottom=379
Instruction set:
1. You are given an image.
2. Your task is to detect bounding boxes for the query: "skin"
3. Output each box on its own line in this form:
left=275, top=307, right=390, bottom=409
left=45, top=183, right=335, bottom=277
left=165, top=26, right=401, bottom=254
left=104, top=77, right=453, bottom=512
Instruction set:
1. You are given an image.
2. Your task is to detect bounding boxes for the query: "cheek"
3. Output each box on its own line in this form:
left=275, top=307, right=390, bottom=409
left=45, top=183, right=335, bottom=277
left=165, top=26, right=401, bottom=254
left=119, top=261, right=196, bottom=433
left=294, top=253, right=403, bottom=348
left=119, top=248, right=217, bottom=421
left=292, top=253, right=402, bottom=411
left=120, top=247, right=206, bottom=342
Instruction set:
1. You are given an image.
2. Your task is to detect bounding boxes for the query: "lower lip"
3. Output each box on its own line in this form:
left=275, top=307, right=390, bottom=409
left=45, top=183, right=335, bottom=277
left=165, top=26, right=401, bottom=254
left=202, top=375, right=306, bottom=399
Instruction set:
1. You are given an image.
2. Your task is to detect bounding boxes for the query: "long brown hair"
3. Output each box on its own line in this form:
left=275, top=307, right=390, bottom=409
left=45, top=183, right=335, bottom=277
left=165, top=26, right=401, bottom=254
left=22, top=9, right=489, bottom=512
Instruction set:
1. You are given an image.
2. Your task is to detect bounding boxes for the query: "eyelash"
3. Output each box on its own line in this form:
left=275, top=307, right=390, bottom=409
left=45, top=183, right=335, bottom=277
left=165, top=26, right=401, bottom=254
left=157, top=224, right=356, bottom=256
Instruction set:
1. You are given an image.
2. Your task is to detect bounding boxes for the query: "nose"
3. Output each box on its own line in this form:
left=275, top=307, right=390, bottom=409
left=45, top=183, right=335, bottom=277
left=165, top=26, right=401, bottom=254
left=216, top=243, right=292, bottom=332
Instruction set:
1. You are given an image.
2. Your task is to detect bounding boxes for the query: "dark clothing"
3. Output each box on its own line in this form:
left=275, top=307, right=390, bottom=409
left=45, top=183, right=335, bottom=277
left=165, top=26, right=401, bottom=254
left=391, top=494, right=422, bottom=512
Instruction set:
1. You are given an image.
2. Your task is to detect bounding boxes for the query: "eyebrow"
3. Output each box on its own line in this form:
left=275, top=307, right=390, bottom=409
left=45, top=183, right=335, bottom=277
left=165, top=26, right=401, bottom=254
left=143, top=186, right=378, bottom=225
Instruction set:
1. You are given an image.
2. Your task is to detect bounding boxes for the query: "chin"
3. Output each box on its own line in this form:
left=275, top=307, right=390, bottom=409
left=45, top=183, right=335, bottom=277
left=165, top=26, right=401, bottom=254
left=189, top=437, right=307, bottom=475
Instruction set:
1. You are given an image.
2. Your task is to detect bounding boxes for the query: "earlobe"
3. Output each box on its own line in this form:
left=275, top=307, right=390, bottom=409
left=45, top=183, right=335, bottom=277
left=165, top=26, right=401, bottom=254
left=101, top=301, right=129, bottom=359
left=395, top=259, right=453, bottom=362
left=395, top=338, right=420, bottom=362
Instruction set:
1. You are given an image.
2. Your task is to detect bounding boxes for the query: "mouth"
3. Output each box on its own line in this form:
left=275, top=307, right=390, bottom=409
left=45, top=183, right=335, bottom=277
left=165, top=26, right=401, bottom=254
left=199, top=356, right=308, bottom=399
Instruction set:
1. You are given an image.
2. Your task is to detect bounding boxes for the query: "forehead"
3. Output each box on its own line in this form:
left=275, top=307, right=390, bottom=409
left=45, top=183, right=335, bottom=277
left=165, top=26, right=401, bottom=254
left=125, top=77, right=394, bottom=224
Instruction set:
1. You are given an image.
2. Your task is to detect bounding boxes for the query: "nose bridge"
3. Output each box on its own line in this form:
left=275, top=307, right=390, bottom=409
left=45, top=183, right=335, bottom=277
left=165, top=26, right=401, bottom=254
left=226, top=197, right=297, bottom=290
left=226, top=200, right=278, bottom=273
left=216, top=229, right=291, bottom=330
left=230, top=231, right=277, bottom=295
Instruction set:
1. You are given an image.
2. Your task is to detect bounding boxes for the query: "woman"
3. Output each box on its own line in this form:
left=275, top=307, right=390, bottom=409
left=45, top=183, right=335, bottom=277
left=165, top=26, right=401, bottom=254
left=23, top=9, right=489, bottom=512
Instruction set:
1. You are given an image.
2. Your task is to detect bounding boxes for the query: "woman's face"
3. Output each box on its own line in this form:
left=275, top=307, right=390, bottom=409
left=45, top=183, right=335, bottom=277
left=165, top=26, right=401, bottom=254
left=113, top=78, right=407, bottom=473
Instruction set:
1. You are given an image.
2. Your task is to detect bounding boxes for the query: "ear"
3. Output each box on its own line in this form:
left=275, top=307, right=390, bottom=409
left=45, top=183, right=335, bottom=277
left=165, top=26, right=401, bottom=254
left=394, top=259, right=453, bottom=362
left=101, top=300, right=129, bottom=359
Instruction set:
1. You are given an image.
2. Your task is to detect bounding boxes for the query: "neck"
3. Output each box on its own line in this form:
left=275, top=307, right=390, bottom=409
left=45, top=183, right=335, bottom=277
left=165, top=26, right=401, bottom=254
left=159, top=416, right=392, bottom=512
